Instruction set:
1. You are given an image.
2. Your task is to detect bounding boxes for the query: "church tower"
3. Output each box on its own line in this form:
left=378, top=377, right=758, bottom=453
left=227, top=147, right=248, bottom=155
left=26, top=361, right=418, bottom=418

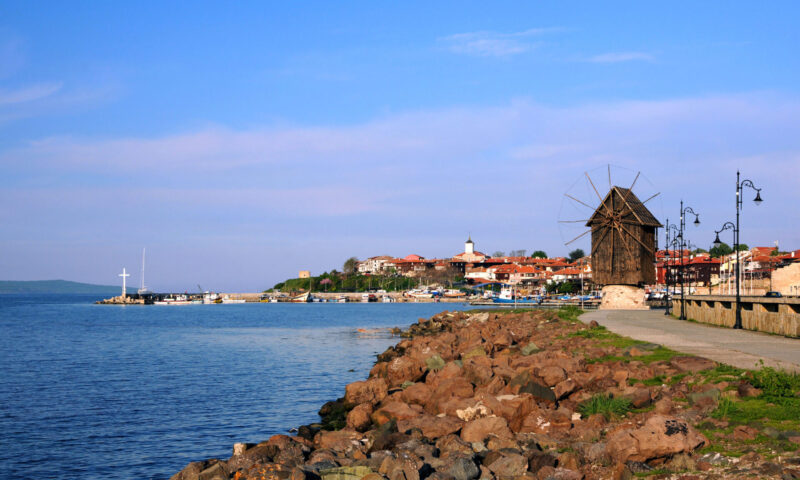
left=465, top=235, right=474, bottom=255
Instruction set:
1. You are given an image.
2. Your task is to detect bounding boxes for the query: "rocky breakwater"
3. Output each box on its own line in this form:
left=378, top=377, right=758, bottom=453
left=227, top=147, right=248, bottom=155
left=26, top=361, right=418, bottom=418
left=172, top=308, right=800, bottom=480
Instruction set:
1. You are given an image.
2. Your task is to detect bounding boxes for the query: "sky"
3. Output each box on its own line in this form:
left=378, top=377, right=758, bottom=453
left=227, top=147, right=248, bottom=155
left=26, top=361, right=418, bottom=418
left=1, top=1, right=799, bottom=292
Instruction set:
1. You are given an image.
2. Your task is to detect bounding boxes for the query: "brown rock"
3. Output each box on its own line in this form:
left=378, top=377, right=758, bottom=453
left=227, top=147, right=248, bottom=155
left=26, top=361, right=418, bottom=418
left=554, top=379, right=578, bottom=400
left=397, top=414, right=464, bottom=439
left=315, top=429, right=362, bottom=453
left=628, top=388, right=651, bottom=408
left=386, top=356, right=426, bottom=388
left=346, top=403, right=374, bottom=432
left=732, top=425, right=758, bottom=441
left=653, top=398, right=673, bottom=415
left=372, top=401, right=421, bottom=426
left=401, top=382, right=432, bottom=406
left=460, top=416, right=513, bottom=443
left=345, top=378, right=389, bottom=406
left=737, top=382, right=762, bottom=398
left=485, top=452, right=528, bottom=477
left=538, top=366, right=567, bottom=387
left=605, top=415, right=706, bottom=463
left=669, top=356, right=715, bottom=373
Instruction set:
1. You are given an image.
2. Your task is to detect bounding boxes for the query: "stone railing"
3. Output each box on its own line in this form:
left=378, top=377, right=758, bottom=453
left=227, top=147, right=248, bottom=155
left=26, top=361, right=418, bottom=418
left=672, top=295, right=800, bottom=337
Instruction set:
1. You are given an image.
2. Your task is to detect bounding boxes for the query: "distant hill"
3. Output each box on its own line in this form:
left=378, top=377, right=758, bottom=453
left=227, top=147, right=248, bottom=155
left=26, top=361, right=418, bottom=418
left=0, top=280, right=122, bottom=294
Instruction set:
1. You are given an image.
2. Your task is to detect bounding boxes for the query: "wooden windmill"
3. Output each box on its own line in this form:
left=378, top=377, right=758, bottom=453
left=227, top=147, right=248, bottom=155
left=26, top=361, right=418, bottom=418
left=561, top=170, right=662, bottom=286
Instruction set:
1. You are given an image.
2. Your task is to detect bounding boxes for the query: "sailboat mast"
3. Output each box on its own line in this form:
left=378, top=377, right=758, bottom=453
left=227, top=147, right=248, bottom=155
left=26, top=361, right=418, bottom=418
left=141, top=248, right=146, bottom=290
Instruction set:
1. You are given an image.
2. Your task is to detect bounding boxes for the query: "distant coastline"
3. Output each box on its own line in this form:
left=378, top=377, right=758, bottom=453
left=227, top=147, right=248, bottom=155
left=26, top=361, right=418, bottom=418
left=0, top=280, right=121, bottom=294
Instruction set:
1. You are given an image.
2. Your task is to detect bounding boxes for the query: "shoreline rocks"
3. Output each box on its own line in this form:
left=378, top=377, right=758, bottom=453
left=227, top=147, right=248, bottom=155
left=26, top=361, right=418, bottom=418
left=171, top=309, right=799, bottom=480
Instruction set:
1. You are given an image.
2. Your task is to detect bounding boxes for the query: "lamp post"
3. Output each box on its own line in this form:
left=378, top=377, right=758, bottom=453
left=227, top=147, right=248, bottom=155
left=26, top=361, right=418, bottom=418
left=678, top=201, right=701, bottom=320
left=664, top=223, right=680, bottom=316
left=713, top=170, right=763, bottom=329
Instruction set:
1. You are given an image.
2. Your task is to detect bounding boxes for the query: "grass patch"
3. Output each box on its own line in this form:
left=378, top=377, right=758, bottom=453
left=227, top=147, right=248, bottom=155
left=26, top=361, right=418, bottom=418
left=700, top=364, right=746, bottom=384
left=587, top=346, right=683, bottom=365
left=557, top=305, right=583, bottom=323
left=629, top=375, right=666, bottom=387
left=578, top=394, right=632, bottom=420
left=749, top=367, right=800, bottom=398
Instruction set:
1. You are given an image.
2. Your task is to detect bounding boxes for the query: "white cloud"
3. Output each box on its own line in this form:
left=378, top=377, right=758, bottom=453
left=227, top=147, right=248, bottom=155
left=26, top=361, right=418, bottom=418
left=0, top=82, right=63, bottom=105
left=439, top=28, right=562, bottom=57
left=587, top=52, right=654, bottom=63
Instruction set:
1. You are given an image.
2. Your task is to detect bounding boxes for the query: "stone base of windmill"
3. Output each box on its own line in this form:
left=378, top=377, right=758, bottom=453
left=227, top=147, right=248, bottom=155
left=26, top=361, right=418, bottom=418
left=599, top=285, right=649, bottom=310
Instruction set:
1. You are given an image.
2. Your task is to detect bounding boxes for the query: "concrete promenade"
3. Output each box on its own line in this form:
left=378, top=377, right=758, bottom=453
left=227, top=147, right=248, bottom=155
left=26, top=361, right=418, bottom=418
left=580, top=309, right=800, bottom=372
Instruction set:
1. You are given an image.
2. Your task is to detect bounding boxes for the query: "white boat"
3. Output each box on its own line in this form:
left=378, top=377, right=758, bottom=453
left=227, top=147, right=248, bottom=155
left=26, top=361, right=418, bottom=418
left=290, top=292, right=312, bottom=303
left=203, top=292, right=220, bottom=304
left=154, top=294, right=193, bottom=305
left=381, top=295, right=395, bottom=303
left=337, top=296, right=347, bottom=303
left=221, top=295, right=246, bottom=304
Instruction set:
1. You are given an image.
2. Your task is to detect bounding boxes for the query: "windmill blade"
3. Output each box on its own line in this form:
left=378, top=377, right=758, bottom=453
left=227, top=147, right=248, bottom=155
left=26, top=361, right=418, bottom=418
left=590, top=226, right=610, bottom=256
left=608, top=164, right=612, bottom=191
left=619, top=223, right=656, bottom=255
left=565, top=229, right=591, bottom=246
left=585, top=171, right=613, bottom=217
left=558, top=219, right=590, bottom=223
left=616, top=225, right=637, bottom=261
left=641, top=192, right=661, bottom=205
left=564, top=193, right=597, bottom=211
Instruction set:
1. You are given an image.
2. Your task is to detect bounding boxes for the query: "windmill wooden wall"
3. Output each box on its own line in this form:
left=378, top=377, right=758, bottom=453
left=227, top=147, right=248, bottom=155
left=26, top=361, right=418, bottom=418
left=588, top=187, right=661, bottom=286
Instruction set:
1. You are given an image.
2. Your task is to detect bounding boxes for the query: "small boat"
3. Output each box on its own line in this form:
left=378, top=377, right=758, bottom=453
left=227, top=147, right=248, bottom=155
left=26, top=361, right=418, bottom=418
left=291, top=292, right=312, bottom=303
left=337, top=296, right=347, bottom=303
left=203, top=292, right=220, bottom=304
left=381, top=295, right=394, bottom=303
left=443, top=289, right=466, bottom=298
left=221, top=295, right=246, bottom=304
left=154, top=294, right=193, bottom=305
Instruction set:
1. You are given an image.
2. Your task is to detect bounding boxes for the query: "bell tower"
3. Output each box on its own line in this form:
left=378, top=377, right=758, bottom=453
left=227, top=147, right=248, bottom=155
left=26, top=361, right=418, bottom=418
left=465, top=235, right=474, bottom=255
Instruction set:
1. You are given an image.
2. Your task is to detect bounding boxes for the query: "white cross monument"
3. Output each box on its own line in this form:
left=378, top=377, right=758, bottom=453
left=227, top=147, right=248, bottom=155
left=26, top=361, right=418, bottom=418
left=119, top=268, right=130, bottom=298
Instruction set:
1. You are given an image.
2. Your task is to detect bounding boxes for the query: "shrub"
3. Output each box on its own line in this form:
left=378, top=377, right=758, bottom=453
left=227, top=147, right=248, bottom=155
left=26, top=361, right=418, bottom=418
left=749, top=367, right=800, bottom=398
left=578, top=394, right=632, bottom=420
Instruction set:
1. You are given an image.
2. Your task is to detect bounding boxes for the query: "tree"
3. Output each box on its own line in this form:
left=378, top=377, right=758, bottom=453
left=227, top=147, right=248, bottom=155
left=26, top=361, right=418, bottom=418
left=693, top=248, right=708, bottom=254
left=558, top=282, right=575, bottom=294
left=709, top=242, right=732, bottom=258
left=531, top=250, right=547, bottom=259
left=509, top=249, right=527, bottom=257
left=737, top=243, right=749, bottom=251
left=343, top=257, right=359, bottom=274
left=568, top=249, right=585, bottom=262
left=492, top=251, right=505, bottom=258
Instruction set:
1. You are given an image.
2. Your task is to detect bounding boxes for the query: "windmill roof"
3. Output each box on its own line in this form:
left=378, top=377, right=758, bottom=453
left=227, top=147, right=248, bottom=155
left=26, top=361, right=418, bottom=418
left=586, top=186, right=662, bottom=228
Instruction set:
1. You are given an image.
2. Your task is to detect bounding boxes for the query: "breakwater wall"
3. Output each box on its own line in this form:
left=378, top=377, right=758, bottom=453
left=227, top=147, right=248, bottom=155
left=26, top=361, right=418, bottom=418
left=673, top=294, right=800, bottom=337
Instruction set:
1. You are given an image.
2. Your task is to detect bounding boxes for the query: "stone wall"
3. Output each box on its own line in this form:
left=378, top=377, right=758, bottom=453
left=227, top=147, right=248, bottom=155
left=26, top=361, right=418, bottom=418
left=672, top=295, right=800, bottom=337
left=773, top=262, right=800, bottom=296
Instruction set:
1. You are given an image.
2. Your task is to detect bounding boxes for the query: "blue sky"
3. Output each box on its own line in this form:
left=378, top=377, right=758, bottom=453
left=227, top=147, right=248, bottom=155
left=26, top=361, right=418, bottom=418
left=1, top=2, right=799, bottom=291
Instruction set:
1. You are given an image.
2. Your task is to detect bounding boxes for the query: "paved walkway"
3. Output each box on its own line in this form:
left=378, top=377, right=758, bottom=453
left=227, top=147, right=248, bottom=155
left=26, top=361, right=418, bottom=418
left=580, top=309, right=800, bottom=372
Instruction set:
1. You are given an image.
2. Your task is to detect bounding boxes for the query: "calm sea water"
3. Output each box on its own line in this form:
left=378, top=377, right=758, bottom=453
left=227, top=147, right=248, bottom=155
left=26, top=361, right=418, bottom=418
left=0, top=295, right=476, bottom=480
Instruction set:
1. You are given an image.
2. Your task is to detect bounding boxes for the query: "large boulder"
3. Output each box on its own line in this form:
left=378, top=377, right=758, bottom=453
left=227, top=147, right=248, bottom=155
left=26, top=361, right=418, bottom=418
left=386, top=356, right=426, bottom=387
left=606, top=415, right=707, bottom=463
left=397, top=414, right=464, bottom=439
left=669, top=356, right=715, bottom=373
left=346, top=403, right=374, bottom=432
left=460, top=416, right=513, bottom=443
left=371, top=401, right=421, bottom=426
left=345, top=378, right=389, bottom=406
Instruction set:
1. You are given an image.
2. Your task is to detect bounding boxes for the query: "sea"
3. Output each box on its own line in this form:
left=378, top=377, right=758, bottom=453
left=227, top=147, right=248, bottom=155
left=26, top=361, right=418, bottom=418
left=0, top=294, right=478, bottom=480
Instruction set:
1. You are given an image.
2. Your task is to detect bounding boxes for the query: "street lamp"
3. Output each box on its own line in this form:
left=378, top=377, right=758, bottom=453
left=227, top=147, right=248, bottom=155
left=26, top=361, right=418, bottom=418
left=713, top=170, right=763, bottom=330
left=678, top=201, right=700, bottom=320
left=663, top=219, right=681, bottom=316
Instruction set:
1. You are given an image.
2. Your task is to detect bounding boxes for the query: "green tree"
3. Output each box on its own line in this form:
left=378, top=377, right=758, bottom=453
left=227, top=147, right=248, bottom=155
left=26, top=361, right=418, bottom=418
left=568, top=249, right=585, bottom=262
left=558, top=282, right=575, bottom=294
left=693, top=248, right=708, bottom=254
left=531, top=250, right=547, bottom=259
left=737, top=243, right=749, bottom=251
left=343, top=257, right=359, bottom=274
left=709, top=242, right=732, bottom=258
